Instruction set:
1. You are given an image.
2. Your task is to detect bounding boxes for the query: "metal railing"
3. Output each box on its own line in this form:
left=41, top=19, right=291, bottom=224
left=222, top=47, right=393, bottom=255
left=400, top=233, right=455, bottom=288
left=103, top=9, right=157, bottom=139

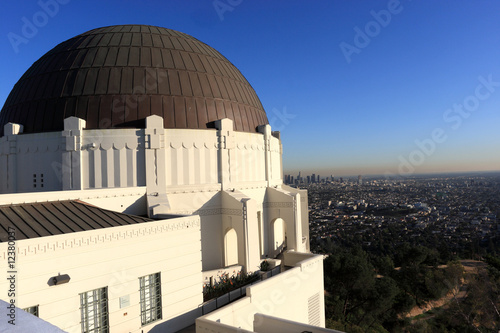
left=201, top=266, right=281, bottom=315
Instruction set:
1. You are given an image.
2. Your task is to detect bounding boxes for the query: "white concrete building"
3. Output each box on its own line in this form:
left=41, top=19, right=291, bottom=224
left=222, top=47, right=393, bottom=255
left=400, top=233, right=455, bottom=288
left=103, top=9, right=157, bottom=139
left=0, top=25, right=334, bottom=333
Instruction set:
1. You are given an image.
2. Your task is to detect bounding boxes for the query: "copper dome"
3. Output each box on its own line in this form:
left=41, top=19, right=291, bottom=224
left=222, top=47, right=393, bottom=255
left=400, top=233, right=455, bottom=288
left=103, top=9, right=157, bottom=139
left=0, top=25, right=268, bottom=136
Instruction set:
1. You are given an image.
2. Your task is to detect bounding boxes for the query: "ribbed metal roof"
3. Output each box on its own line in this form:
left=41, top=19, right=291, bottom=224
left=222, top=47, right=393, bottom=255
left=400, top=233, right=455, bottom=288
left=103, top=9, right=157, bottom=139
left=0, top=25, right=268, bottom=136
left=0, top=200, right=153, bottom=242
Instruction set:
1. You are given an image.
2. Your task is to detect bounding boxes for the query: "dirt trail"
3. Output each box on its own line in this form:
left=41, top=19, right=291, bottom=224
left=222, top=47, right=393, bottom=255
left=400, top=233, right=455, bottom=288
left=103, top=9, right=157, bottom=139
left=407, top=260, right=486, bottom=318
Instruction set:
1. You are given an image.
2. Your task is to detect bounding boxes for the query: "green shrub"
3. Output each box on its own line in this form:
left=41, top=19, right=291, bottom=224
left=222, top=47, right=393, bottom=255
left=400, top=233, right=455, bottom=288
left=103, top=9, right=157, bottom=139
left=203, top=271, right=259, bottom=302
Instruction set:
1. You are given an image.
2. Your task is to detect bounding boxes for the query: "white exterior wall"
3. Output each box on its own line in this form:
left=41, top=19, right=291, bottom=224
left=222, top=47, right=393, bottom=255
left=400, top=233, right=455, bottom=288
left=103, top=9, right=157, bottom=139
left=0, top=116, right=281, bottom=193
left=81, top=129, right=146, bottom=189
left=253, top=314, right=343, bottom=333
left=196, top=252, right=325, bottom=331
left=155, top=186, right=279, bottom=272
left=264, top=186, right=309, bottom=255
left=0, top=215, right=203, bottom=333
left=0, top=131, right=62, bottom=193
left=164, top=129, right=219, bottom=186
left=15, top=133, right=62, bottom=193
left=232, top=132, right=266, bottom=184
left=0, top=116, right=280, bottom=195
left=236, top=188, right=266, bottom=260
left=268, top=135, right=282, bottom=186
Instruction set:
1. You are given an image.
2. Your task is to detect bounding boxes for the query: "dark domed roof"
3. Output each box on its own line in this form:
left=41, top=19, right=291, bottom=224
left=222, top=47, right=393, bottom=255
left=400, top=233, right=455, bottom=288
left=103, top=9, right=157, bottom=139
left=0, top=25, right=268, bottom=136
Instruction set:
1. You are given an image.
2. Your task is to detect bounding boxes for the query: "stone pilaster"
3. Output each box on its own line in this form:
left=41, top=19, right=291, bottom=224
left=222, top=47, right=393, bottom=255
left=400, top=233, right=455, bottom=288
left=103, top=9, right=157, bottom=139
left=3, top=123, right=23, bottom=192
left=215, top=118, right=234, bottom=191
left=62, top=117, right=85, bottom=190
left=258, top=124, right=272, bottom=187
left=144, top=115, right=170, bottom=217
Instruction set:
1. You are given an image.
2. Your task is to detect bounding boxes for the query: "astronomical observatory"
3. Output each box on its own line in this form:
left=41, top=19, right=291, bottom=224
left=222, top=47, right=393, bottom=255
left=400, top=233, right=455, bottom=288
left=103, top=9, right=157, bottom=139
left=0, top=25, right=330, bottom=333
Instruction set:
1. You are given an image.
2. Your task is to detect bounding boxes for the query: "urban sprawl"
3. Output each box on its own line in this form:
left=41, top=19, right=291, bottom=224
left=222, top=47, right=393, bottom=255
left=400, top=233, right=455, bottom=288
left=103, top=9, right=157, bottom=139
left=285, top=172, right=500, bottom=256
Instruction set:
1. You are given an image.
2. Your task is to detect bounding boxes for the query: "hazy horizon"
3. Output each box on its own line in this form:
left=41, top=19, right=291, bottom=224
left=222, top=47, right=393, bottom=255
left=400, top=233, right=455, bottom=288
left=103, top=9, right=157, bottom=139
left=283, top=168, right=500, bottom=179
left=1, top=1, right=499, bottom=175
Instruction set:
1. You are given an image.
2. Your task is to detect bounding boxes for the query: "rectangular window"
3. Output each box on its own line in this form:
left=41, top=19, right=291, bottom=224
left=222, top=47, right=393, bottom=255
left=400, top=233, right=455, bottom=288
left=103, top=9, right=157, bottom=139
left=23, top=305, right=39, bottom=317
left=80, top=287, right=109, bottom=333
left=139, top=273, right=162, bottom=326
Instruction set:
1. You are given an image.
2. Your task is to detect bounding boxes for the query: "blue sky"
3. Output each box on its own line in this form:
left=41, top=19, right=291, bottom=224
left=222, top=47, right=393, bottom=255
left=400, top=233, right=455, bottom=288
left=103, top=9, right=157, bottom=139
left=1, top=0, right=499, bottom=177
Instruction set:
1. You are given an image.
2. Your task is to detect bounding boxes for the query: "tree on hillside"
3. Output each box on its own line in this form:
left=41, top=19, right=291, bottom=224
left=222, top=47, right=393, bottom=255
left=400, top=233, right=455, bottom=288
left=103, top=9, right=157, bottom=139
left=324, top=247, right=400, bottom=331
left=435, top=258, right=499, bottom=332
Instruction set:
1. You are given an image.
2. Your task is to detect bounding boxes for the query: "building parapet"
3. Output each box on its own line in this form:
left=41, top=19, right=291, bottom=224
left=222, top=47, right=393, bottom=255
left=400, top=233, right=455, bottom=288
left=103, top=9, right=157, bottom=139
left=196, top=252, right=327, bottom=332
left=254, top=313, right=344, bottom=333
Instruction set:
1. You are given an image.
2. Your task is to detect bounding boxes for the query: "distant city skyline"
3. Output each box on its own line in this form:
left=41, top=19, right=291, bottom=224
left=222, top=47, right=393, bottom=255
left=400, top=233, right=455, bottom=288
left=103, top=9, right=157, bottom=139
left=1, top=1, right=499, bottom=176
left=285, top=169, right=500, bottom=180
left=284, top=164, right=500, bottom=179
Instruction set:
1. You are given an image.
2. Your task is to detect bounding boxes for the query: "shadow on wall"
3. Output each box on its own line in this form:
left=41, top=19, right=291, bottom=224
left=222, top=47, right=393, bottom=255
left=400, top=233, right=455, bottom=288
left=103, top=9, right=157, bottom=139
left=122, top=195, right=148, bottom=216
left=149, top=307, right=202, bottom=333
left=190, top=191, right=224, bottom=270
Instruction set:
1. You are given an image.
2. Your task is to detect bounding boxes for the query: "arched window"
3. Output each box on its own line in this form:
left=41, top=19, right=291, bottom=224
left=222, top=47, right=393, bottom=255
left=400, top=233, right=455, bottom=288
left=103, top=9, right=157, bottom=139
left=272, top=218, right=286, bottom=253
left=224, top=228, right=238, bottom=267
